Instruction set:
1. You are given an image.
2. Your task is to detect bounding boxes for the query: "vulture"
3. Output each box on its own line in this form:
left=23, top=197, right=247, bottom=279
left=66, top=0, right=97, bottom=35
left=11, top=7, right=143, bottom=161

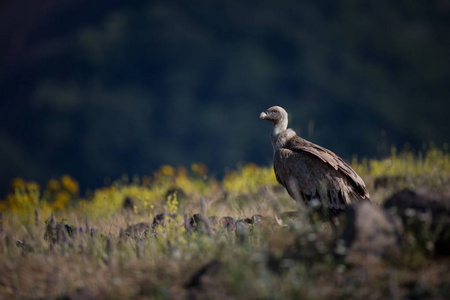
left=259, top=106, right=370, bottom=217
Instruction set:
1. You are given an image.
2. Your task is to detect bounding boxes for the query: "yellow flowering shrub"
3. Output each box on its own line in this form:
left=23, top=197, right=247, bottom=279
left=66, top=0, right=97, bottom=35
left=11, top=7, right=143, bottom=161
left=191, top=163, right=208, bottom=177
left=4, top=178, right=41, bottom=213
left=1, top=148, right=448, bottom=217
left=61, top=175, right=79, bottom=194
left=222, top=163, right=278, bottom=194
left=42, top=175, right=79, bottom=211
left=0, top=178, right=51, bottom=215
left=351, top=146, right=450, bottom=178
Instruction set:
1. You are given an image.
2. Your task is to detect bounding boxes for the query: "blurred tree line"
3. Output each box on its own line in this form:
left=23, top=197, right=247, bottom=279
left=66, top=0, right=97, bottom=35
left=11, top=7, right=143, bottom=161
left=1, top=0, right=449, bottom=195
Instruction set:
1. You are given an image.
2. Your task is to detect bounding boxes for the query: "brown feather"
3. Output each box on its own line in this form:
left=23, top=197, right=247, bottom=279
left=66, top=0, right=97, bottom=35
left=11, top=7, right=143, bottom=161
left=284, top=135, right=369, bottom=199
left=261, top=106, right=370, bottom=217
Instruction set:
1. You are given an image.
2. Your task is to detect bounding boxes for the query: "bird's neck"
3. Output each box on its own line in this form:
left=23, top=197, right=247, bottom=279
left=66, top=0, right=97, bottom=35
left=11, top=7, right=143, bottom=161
left=270, top=119, right=294, bottom=153
left=272, top=119, right=288, bottom=136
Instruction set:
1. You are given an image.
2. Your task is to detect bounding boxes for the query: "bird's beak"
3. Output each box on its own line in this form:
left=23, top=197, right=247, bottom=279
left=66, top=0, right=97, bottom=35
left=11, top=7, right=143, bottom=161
left=259, top=111, right=268, bottom=120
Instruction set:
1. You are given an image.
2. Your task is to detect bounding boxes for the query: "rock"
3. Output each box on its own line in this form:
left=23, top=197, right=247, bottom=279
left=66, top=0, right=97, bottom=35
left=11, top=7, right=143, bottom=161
left=235, top=219, right=250, bottom=243
left=189, top=214, right=213, bottom=234
left=124, top=213, right=178, bottom=238
left=219, top=216, right=235, bottom=233
left=383, top=188, right=450, bottom=219
left=243, top=217, right=253, bottom=224
left=383, top=188, right=450, bottom=255
left=251, top=214, right=264, bottom=226
left=152, top=212, right=177, bottom=228
left=338, top=201, right=403, bottom=265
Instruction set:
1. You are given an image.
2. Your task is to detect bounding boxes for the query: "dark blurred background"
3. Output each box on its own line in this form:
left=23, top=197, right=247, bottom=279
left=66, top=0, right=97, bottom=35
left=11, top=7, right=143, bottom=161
left=1, top=0, right=449, bottom=195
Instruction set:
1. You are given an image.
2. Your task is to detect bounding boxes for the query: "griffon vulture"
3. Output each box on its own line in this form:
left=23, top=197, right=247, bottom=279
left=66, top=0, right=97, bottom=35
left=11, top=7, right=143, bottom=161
left=259, top=106, right=370, bottom=217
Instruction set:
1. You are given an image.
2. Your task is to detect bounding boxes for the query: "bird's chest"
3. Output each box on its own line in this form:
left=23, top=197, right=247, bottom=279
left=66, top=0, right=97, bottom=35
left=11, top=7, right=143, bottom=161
left=273, top=165, right=284, bottom=186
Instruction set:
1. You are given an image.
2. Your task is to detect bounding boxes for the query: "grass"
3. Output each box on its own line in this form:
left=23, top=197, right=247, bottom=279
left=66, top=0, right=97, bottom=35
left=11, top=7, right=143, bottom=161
left=0, top=147, right=449, bottom=299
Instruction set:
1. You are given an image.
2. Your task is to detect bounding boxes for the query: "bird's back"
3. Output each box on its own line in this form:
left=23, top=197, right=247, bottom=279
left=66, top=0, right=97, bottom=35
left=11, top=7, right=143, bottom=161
left=273, top=133, right=369, bottom=215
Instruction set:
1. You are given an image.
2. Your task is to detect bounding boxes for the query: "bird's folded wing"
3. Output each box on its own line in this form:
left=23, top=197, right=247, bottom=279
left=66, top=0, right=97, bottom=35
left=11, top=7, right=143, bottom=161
left=286, top=137, right=369, bottom=198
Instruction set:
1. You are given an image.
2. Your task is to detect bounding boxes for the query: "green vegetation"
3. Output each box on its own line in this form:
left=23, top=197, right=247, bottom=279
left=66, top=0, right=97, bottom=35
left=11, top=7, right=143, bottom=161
left=0, top=148, right=449, bottom=299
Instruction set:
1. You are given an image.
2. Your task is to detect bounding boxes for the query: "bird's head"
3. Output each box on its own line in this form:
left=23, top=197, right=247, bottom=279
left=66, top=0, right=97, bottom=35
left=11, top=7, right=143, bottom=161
left=259, top=106, right=287, bottom=125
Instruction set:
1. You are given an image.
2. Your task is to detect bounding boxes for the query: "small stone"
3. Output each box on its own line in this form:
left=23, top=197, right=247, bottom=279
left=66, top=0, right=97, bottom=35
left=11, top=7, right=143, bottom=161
left=235, top=219, right=250, bottom=243
left=219, top=216, right=235, bottom=233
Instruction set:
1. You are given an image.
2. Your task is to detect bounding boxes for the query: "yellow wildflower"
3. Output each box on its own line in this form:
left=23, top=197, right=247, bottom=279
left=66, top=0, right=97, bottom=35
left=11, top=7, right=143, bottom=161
left=191, top=163, right=208, bottom=176
left=11, top=177, right=26, bottom=190
left=159, top=165, right=175, bottom=177
left=53, top=191, right=70, bottom=210
left=61, top=175, right=79, bottom=194
left=47, top=179, right=60, bottom=191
